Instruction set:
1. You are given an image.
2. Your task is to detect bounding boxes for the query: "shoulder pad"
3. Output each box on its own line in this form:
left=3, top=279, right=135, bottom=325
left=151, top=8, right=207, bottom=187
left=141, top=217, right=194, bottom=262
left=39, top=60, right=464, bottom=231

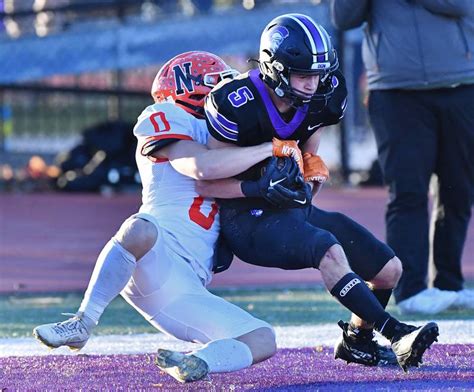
left=134, top=102, right=193, bottom=139
left=134, top=103, right=196, bottom=157
left=205, top=84, right=240, bottom=144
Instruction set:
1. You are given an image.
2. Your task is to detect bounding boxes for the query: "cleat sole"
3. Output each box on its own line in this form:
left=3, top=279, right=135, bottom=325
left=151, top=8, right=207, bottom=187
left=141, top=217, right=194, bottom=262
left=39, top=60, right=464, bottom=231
left=33, top=329, right=86, bottom=351
left=155, top=349, right=209, bottom=383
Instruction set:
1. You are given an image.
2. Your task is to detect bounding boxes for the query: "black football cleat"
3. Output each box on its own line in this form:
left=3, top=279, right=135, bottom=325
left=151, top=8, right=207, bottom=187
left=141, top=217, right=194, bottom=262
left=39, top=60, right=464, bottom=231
left=390, top=321, right=439, bottom=372
left=334, top=320, right=398, bottom=366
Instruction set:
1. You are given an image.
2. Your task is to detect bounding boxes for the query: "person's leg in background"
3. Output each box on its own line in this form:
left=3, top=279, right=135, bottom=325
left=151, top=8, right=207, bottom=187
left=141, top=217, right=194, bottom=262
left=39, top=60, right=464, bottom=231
left=368, top=89, right=457, bottom=314
left=431, top=84, right=474, bottom=309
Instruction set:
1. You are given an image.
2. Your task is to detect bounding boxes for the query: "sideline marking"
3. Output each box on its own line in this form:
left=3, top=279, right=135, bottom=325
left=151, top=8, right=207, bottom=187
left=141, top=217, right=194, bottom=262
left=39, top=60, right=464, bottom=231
left=1, top=320, right=472, bottom=357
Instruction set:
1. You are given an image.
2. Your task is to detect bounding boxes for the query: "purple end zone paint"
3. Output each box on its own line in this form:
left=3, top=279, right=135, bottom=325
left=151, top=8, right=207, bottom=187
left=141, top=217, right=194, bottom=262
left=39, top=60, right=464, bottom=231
left=1, top=345, right=472, bottom=390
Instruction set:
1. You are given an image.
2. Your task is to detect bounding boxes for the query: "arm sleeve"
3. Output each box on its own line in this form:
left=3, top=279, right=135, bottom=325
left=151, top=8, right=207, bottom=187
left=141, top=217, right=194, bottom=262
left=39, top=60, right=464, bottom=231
left=204, top=91, right=240, bottom=145
left=134, top=103, right=194, bottom=157
left=330, top=0, right=371, bottom=30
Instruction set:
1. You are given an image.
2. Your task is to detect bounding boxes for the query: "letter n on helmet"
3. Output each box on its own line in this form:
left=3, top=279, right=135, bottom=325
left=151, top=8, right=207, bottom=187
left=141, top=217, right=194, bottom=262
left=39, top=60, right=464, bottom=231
left=151, top=51, right=238, bottom=119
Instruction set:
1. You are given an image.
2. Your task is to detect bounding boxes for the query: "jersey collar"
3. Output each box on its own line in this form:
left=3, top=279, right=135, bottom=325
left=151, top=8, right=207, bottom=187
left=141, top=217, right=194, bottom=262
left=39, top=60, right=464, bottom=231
left=249, top=69, right=308, bottom=139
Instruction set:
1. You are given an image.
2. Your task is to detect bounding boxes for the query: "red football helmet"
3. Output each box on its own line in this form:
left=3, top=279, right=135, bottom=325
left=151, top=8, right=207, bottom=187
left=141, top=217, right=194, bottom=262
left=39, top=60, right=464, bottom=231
left=151, top=51, right=237, bottom=118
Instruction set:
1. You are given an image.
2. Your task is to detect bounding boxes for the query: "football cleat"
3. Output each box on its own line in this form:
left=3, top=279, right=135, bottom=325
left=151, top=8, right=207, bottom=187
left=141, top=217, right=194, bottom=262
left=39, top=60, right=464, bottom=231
left=33, top=312, right=93, bottom=351
left=334, top=320, right=398, bottom=366
left=155, top=348, right=209, bottom=383
left=390, top=321, right=439, bottom=372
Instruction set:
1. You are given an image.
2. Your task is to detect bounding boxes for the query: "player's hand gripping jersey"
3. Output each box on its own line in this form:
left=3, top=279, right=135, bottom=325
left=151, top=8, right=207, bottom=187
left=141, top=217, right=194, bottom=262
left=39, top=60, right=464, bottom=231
left=134, top=102, right=219, bottom=283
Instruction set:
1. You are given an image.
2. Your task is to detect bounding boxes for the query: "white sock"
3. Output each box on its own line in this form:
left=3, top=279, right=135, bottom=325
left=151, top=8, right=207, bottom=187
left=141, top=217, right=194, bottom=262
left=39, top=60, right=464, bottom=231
left=78, top=238, right=136, bottom=324
left=190, top=338, right=253, bottom=373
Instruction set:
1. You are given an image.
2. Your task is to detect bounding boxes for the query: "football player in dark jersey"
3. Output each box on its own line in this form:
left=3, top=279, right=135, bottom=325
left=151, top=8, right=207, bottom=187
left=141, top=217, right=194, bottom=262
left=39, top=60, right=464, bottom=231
left=199, top=13, right=440, bottom=371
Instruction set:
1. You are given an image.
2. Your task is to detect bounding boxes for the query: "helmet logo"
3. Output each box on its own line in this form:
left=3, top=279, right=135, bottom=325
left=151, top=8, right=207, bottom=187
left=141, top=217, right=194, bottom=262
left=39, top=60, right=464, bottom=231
left=268, top=26, right=289, bottom=53
left=173, top=62, right=195, bottom=96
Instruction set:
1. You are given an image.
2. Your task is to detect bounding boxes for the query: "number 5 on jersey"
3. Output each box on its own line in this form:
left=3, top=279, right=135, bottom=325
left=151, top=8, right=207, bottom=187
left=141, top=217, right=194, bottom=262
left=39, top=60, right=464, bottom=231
left=228, top=87, right=254, bottom=108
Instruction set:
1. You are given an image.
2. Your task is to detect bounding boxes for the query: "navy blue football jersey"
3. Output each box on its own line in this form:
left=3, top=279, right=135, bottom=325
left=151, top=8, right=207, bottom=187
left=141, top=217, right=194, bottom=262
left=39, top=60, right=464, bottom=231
left=205, top=69, right=343, bottom=182
left=205, top=69, right=345, bottom=209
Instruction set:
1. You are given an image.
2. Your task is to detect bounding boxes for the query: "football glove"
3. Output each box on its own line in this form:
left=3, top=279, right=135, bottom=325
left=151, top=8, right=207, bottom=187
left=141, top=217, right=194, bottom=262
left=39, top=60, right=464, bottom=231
left=303, top=153, right=329, bottom=184
left=241, top=157, right=301, bottom=204
left=266, top=179, right=312, bottom=209
left=272, top=137, right=304, bottom=176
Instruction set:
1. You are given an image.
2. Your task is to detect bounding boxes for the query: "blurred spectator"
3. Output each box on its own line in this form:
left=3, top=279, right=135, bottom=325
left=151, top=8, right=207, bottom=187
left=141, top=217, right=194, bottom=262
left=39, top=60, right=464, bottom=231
left=330, top=0, right=474, bottom=314
left=55, top=120, right=138, bottom=192
left=0, top=120, right=138, bottom=193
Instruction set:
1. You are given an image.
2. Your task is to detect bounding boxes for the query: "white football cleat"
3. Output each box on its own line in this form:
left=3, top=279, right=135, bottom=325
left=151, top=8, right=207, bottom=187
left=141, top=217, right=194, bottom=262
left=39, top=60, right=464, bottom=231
left=155, top=348, right=209, bottom=383
left=397, top=288, right=458, bottom=315
left=33, top=313, right=93, bottom=351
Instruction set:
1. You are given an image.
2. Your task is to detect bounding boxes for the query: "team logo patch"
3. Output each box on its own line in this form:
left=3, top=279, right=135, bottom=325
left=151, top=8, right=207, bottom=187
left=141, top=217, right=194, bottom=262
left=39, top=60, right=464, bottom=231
left=173, top=62, right=194, bottom=96
left=269, top=26, right=289, bottom=52
left=340, top=278, right=361, bottom=297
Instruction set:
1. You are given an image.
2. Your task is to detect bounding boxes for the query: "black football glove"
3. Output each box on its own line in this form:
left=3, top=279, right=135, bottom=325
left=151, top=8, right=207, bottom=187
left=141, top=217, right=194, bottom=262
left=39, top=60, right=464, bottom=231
left=241, top=157, right=302, bottom=205
left=266, top=178, right=313, bottom=209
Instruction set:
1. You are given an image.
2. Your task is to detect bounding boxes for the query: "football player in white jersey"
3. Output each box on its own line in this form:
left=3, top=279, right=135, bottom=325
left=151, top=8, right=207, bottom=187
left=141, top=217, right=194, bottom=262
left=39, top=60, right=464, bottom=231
left=33, top=51, right=299, bottom=383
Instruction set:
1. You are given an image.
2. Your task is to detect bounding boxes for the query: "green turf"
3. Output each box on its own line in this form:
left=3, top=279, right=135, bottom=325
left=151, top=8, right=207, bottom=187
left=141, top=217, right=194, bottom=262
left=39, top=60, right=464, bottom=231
left=1, top=286, right=473, bottom=338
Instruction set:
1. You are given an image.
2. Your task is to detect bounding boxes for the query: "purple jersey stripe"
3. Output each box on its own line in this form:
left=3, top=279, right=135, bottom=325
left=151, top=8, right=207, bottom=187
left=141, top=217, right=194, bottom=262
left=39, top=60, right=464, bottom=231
left=248, top=69, right=307, bottom=139
left=205, top=96, right=238, bottom=132
left=205, top=101, right=238, bottom=135
left=205, top=108, right=238, bottom=141
left=296, top=14, right=326, bottom=56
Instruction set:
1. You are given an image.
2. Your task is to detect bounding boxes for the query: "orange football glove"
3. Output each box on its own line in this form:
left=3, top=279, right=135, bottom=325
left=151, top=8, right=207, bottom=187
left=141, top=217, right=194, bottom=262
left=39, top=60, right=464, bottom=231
left=303, top=153, right=329, bottom=183
left=272, top=137, right=304, bottom=176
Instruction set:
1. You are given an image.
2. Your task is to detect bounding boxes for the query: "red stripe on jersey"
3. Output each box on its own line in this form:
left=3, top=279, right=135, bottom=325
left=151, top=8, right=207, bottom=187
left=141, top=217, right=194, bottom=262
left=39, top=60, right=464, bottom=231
left=142, top=134, right=194, bottom=163
left=144, top=134, right=193, bottom=142
left=148, top=156, right=168, bottom=163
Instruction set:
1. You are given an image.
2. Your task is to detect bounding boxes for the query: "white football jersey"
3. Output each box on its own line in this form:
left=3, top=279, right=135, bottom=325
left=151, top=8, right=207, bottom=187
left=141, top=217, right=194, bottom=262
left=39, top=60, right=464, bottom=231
left=133, top=102, right=219, bottom=283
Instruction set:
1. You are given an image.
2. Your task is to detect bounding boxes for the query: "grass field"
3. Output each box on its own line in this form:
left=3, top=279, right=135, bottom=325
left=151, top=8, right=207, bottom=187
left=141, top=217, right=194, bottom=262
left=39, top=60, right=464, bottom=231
left=2, top=285, right=474, bottom=339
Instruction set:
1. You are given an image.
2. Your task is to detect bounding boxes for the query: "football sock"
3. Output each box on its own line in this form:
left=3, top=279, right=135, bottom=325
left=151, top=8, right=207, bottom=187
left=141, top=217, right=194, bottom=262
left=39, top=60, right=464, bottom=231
left=372, top=288, right=393, bottom=309
left=191, top=338, right=253, bottom=373
left=375, top=316, right=401, bottom=341
left=78, top=238, right=136, bottom=324
left=330, top=273, right=393, bottom=332
left=349, top=288, right=393, bottom=332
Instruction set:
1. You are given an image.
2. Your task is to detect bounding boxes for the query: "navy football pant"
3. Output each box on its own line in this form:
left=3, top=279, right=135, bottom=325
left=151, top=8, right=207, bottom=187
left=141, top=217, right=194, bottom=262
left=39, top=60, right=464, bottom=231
left=219, top=205, right=395, bottom=281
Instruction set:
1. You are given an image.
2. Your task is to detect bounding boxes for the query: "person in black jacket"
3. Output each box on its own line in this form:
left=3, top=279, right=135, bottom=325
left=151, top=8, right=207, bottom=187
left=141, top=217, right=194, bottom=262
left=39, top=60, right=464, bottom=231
left=331, top=0, right=474, bottom=314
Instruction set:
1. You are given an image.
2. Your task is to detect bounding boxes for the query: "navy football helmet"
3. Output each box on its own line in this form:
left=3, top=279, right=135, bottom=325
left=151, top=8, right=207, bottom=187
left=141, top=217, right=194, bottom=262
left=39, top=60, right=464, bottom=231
left=258, top=13, right=339, bottom=106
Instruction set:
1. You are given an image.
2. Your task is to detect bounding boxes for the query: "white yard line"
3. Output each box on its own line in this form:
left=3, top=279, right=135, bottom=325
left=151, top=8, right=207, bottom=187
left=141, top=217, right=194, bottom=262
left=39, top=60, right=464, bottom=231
left=1, top=320, right=473, bottom=357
